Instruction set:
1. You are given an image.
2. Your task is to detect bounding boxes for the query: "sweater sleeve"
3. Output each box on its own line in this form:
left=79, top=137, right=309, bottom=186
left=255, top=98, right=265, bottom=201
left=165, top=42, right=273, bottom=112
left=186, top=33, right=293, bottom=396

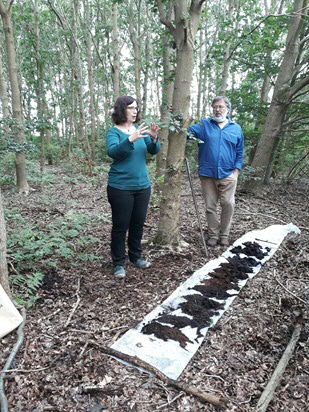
left=144, top=135, right=161, bottom=155
left=106, top=128, right=133, bottom=160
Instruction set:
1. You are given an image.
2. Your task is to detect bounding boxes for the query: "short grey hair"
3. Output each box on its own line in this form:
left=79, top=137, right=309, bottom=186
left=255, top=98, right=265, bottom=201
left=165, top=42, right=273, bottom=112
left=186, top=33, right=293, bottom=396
left=212, top=96, right=231, bottom=111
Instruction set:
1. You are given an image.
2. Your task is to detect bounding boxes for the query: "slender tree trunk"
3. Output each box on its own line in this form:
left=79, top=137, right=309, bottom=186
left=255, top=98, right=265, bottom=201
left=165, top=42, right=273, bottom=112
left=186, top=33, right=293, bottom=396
left=0, top=188, right=10, bottom=298
left=72, top=0, right=92, bottom=175
left=0, top=3, right=29, bottom=194
left=0, top=49, right=10, bottom=138
left=142, top=29, right=150, bottom=114
left=219, top=0, right=236, bottom=95
left=85, top=0, right=97, bottom=161
left=112, top=1, right=120, bottom=100
left=196, top=28, right=205, bottom=119
left=33, top=0, right=47, bottom=172
left=128, top=0, right=142, bottom=104
left=155, top=0, right=205, bottom=247
left=156, top=32, right=174, bottom=181
left=244, top=0, right=308, bottom=192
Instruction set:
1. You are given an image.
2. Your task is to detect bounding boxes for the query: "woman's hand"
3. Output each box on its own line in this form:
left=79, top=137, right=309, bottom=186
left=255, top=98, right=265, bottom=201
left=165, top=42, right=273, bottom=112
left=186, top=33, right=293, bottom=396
left=128, top=122, right=160, bottom=143
left=128, top=123, right=149, bottom=143
left=147, top=122, right=160, bottom=141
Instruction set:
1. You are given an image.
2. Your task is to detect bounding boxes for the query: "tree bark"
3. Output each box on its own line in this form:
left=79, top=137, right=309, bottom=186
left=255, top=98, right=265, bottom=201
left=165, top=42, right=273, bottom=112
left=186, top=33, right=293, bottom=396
left=72, top=0, right=92, bottom=175
left=111, top=1, right=120, bottom=100
left=128, top=0, right=142, bottom=105
left=156, top=31, right=174, bottom=181
left=0, top=188, right=10, bottom=298
left=219, top=0, right=236, bottom=95
left=244, top=0, right=308, bottom=193
left=85, top=0, right=97, bottom=161
left=0, top=49, right=10, bottom=139
left=155, top=0, right=205, bottom=247
left=0, top=2, right=29, bottom=194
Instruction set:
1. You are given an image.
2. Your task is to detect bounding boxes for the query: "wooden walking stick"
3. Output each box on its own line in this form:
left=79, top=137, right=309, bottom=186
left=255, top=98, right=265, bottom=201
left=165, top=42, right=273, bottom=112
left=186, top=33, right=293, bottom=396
left=185, top=157, right=208, bottom=258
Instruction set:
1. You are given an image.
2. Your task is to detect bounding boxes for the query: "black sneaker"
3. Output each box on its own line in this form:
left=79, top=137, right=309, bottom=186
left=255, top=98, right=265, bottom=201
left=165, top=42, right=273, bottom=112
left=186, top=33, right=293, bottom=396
left=131, top=258, right=151, bottom=269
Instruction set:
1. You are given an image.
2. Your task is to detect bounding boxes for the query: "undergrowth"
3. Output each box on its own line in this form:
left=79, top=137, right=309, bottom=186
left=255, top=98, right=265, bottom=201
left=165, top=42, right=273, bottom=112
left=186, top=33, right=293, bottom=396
left=5, top=208, right=108, bottom=308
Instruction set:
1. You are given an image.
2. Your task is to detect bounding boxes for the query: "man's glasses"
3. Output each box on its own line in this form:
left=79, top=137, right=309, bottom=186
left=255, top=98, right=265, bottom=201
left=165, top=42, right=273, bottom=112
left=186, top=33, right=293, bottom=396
left=212, top=105, right=227, bottom=110
left=127, top=106, right=139, bottom=112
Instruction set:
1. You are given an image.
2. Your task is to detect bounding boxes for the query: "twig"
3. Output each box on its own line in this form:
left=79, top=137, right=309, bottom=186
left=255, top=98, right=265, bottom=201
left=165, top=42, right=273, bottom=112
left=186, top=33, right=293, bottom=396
left=157, top=392, right=184, bottom=409
left=86, top=340, right=227, bottom=408
left=65, top=278, right=81, bottom=327
left=274, top=271, right=307, bottom=304
left=77, top=341, right=89, bottom=361
left=236, top=210, right=287, bottom=224
left=255, top=321, right=302, bottom=412
left=0, top=366, right=51, bottom=374
left=110, top=326, right=131, bottom=343
left=254, top=238, right=278, bottom=245
left=0, top=308, right=26, bottom=412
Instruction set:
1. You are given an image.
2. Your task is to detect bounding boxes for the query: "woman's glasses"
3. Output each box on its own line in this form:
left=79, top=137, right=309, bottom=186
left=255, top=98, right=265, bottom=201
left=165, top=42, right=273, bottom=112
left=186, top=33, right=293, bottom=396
left=127, top=106, right=139, bottom=112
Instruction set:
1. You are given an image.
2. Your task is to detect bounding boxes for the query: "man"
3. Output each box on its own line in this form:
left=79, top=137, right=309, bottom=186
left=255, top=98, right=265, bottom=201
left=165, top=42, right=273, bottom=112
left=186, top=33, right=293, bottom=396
left=187, top=96, right=244, bottom=247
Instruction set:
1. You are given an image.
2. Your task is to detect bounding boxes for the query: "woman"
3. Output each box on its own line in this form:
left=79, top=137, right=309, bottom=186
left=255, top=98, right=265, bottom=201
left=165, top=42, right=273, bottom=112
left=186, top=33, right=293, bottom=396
left=106, top=95, right=160, bottom=279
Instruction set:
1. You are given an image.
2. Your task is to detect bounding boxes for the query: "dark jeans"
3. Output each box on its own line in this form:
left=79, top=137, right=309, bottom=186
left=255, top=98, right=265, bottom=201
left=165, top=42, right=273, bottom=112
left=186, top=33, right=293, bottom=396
left=107, top=185, right=151, bottom=267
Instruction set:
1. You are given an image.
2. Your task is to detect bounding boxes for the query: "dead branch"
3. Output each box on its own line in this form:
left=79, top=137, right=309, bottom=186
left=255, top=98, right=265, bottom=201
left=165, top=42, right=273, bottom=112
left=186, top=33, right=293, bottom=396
left=86, top=339, right=227, bottom=408
left=79, top=383, right=122, bottom=396
left=274, top=270, right=307, bottom=304
left=65, top=277, right=81, bottom=327
left=236, top=210, right=287, bottom=224
left=255, top=321, right=302, bottom=412
left=157, top=392, right=184, bottom=409
left=0, top=308, right=26, bottom=412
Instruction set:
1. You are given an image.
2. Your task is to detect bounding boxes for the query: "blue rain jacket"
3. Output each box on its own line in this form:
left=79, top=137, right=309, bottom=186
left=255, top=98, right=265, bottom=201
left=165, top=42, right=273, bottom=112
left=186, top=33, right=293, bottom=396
left=187, top=117, right=244, bottom=179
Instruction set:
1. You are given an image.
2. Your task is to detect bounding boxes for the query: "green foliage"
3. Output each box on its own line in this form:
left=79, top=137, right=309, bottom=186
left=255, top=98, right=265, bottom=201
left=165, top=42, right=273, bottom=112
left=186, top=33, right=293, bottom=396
left=11, top=272, right=44, bottom=308
left=6, top=208, right=106, bottom=306
left=0, top=152, right=16, bottom=186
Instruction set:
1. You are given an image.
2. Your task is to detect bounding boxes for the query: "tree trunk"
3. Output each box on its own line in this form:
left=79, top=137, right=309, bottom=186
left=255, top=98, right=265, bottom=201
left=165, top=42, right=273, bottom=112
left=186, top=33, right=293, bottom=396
left=0, top=3, right=29, bottom=194
left=219, top=0, right=236, bottom=95
left=0, top=49, right=10, bottom=139
left=85, top=0, right=97, bottom=161
left=244, top=0, right=308, bottom=193
left=156, top=32, right=174, bottom=181
left=111, top=1, right=120, bottom=100
left=155, top=0, right=205, bottom=247
left=72, top=0, right=92, bottom=175
left=0, top=188, right=10, bottom=298
left=128, top=0, right=142, bottom=105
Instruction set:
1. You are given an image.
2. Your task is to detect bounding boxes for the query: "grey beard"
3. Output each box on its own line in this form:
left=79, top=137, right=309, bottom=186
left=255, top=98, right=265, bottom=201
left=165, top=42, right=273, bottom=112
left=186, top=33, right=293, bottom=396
left=213, top=114, right=227, bottom=123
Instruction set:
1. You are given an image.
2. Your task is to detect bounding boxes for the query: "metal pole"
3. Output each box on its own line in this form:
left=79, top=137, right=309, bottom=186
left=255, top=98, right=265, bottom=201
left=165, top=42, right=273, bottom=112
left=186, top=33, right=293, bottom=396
left=185, top=157, right=209, bottom=258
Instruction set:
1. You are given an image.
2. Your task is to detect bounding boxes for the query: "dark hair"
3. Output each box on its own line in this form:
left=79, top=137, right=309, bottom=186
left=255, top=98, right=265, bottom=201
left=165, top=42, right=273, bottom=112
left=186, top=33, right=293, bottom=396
left=212, top=96, right=231, bottom=111
left=111, top=95, right=141, bottom=124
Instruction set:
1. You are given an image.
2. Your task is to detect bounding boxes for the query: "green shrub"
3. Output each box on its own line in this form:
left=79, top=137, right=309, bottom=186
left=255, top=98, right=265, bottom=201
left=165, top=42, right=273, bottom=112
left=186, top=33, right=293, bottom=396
left=6, top=209, right=107, bottom=306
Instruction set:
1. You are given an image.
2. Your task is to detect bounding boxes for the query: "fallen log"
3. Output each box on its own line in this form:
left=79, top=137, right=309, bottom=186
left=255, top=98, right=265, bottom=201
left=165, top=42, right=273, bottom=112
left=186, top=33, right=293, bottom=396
left=86, top=339, right=227, bottom=408
left=255, top=321, right=302, bottom=412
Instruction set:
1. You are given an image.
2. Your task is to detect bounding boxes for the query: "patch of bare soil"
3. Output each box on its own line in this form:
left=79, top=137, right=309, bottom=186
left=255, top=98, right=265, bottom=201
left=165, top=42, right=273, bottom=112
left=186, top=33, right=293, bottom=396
left=1, top=166, right=308, bottom=412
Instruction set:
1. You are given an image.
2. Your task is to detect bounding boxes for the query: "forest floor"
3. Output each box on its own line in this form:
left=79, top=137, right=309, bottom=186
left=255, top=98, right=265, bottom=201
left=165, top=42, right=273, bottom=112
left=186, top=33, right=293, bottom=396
left=1, top=165, right=308, bottom=412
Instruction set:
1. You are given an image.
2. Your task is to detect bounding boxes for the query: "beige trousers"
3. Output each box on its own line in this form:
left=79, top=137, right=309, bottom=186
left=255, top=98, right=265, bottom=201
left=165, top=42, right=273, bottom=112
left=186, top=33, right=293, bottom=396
left=200, top=171, right=238, bottom=240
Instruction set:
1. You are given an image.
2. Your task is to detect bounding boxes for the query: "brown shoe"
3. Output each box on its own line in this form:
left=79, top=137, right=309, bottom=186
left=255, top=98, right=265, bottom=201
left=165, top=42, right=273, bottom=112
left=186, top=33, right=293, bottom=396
left=207, top=238, right=218, bottom=247
left=220, top=237, right=229, bottom=247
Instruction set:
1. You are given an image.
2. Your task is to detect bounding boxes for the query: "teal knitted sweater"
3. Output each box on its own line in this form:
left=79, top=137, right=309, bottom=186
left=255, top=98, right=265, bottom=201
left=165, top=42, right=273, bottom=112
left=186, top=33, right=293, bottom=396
left=106, top=126, right=160, bottom=190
